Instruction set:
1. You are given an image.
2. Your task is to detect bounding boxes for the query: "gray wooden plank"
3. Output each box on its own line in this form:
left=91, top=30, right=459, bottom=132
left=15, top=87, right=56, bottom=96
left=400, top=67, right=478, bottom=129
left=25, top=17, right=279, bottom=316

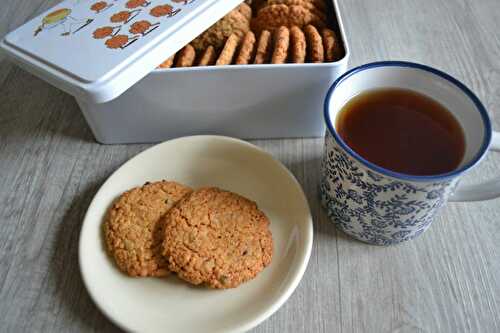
left=0, top=0, right=499, bottom=332
left=333, top=0, right=500, bottom=332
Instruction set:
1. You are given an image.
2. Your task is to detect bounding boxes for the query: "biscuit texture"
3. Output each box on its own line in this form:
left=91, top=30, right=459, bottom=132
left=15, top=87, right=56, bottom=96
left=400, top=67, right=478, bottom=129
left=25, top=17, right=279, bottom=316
left=216, top=34, right=240, bottom=65
left=290, top=25, right=306, bottom=63
left=104, top=181, right=192, bottom=277
left=304, top=24, right=324, bottom=62
left=158, top=54, right=175, bottom=68
left=163, top=187, right=273, bottom=289
left=271, top=26, right=290, bottom=64
left=191, top=9, right=250, bottom=50
left=254, top=30, right=272, bottom=64
left=321, top=28, right=340, bottom=62
left=235, top=31, right=256, bottom=64
left=197, top=45, right=217, bottom=66
left=237, top=2, right=253, bottom=21
left=176, top=44, right=196, bottom=67
left=252, top=4, right=325, bottom=33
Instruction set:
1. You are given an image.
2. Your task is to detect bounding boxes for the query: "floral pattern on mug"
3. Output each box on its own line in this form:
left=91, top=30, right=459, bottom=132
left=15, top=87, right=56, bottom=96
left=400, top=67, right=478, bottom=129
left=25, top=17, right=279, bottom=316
left=320, top=131, right=459, bottom=245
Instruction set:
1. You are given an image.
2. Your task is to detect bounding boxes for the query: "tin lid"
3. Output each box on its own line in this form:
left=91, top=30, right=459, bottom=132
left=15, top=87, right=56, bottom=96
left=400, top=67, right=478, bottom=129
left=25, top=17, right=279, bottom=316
left=0, top=0, right=243, bottom=103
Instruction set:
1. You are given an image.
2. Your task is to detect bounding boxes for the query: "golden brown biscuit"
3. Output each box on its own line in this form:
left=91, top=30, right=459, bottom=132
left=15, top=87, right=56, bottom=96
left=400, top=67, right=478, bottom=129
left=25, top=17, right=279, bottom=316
left=322, top=28, right=341, bottom=62
left=254, top=30, right=272, bottom=64
left=175, top=44, right=196, bottom=67
left=150, top=5, right=180, bottom=17
left=304, top=24, right=324, bottom=62
left=91, top=1, right=108, bottom=13
left=129, top=20, right=155, bottom=35
left=191, top=10, right=250, bottom=51
left=267, top=0, right=327, bottom=21
left=235, top=31, right=256, bottom=64
left=105, top=34, right=133, bottom=49
left=104, top=181, right=192, bottom=277
left=290, top=25, right=306, bottom=63
left=271, top=26, right=290, bottom=64
left=162, top=187, right=273, bottom=289
left=110, top=11, right=131, bottom=23
left=216, top=34, right=240, bottom=65
left=158, top=54, right=175, bottom=68
left=237, top=2, right=252, bottom=21
left=251, top=0, right=268, bottom=12
left=197, top=45, right=217, bottom=66
left=251, top=4, right=325, bottom=33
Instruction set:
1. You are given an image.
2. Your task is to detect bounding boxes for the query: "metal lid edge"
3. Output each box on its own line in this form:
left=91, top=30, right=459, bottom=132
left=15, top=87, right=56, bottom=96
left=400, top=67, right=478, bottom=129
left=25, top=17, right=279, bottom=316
left=1, top=0, right=244, bottom=104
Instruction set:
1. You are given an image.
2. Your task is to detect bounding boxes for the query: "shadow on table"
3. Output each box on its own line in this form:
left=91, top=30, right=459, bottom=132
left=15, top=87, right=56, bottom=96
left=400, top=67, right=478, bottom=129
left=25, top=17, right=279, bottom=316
left=0, top=65, right=96, bottom=144
left=49, top=181, right=122, bottom=332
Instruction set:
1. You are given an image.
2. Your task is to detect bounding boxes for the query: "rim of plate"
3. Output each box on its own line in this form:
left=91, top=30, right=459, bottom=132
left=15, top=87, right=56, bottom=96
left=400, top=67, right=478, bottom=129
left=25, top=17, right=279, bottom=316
left=78, top=135, right=314, bottom=333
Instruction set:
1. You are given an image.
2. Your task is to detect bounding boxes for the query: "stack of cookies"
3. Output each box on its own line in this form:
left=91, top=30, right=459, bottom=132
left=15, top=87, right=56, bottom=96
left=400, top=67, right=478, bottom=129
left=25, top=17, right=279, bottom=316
left=104, top=181, right=273, bottom=289
left=158, top=0, right=343, bottom=68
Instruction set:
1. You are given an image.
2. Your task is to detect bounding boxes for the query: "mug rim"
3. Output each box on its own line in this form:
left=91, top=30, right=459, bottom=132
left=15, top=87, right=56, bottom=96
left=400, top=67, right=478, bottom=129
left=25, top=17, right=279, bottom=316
left=324, top=61, right=492, bottom=182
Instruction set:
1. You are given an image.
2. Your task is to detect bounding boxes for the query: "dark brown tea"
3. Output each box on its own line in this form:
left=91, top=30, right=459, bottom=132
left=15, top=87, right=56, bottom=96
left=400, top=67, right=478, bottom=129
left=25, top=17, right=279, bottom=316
left=336, top=88, right=465, bottom=175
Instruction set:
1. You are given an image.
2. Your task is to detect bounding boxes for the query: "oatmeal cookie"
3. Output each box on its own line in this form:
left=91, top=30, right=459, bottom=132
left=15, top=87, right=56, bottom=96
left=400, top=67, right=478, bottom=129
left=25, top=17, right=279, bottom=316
left=158, top=54, right=175, bottom=68
left=197, top=45, right=217, bottom=66
left=150, top=4, right=180, bottom=17
left=253, top=30, right=272, bottom=64
left=191, top=9, right=250, bottom=51
left=235, top=31, right=256, bottom=64
left=216, top=33, right=240, bottom=65
left=175, top=44, right=196, bottom=67
left=267, top=0, right=327, bottom=21
left=162, top=187, right=273, bottom=289
left=321, top=28, right=341, bottom=62
left=237, top=2, right=252, bottom=21
left=304, top=24, right=324, bottom=62
left=104, top=181, right=192, bottom=277
left=268, top=0, right=327, bottom=12
left=290, top=25, right=306, bottom=63
left=271, top=26, right=290, bottom=64
left=251, top=4, right=325, bottom=33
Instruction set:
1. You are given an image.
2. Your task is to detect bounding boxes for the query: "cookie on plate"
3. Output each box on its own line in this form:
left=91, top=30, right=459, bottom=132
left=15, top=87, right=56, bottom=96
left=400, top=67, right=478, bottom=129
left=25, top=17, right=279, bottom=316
left=163, top=187, right=273, bottom=289
left=104, top=181, right=192, bottom=277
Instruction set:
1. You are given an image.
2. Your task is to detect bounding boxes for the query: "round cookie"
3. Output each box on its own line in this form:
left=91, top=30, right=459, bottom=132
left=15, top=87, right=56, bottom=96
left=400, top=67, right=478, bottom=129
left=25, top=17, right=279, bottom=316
left=251, top=4, right=326, bottom=33
left=191, top=9, right=250, bottom=51
left=104, top=181, right=192, bottom=277
left=163, top=187, right=273, bottom=289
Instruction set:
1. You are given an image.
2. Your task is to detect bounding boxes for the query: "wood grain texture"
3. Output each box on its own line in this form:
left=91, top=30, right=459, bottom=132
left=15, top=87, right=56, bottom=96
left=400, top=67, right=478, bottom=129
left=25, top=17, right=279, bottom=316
left=0, top=0, right=499, bottom=332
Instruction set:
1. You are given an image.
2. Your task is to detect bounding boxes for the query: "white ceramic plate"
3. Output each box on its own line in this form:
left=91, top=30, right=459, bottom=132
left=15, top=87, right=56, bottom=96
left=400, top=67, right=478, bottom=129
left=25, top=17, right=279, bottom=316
left=79, top=136, right=313, bottom=333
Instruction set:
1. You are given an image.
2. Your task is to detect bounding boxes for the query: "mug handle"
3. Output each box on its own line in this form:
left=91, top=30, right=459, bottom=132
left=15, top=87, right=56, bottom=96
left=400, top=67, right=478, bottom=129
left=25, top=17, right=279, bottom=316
left=449, top=131, right=500, bottom=202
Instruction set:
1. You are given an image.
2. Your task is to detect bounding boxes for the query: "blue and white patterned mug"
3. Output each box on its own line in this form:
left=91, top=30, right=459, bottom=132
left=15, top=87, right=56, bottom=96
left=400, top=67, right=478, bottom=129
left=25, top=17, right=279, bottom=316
left=320, top=61, right=500, bottom=245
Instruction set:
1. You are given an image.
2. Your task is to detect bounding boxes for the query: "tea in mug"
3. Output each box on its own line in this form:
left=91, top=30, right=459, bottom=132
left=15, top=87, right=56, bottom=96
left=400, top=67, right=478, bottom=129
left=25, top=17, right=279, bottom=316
left=336, top=88, right=465, bottom=175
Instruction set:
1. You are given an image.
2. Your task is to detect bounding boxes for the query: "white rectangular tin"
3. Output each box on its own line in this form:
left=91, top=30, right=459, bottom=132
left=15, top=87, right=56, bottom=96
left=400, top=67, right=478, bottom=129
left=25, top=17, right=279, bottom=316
left=76, top=0, right=350, bottom=143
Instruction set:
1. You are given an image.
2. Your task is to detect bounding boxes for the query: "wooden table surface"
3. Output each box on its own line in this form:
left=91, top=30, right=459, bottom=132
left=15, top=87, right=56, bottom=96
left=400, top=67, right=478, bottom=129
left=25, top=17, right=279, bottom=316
left=1, top=0, right=500, bottom=332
